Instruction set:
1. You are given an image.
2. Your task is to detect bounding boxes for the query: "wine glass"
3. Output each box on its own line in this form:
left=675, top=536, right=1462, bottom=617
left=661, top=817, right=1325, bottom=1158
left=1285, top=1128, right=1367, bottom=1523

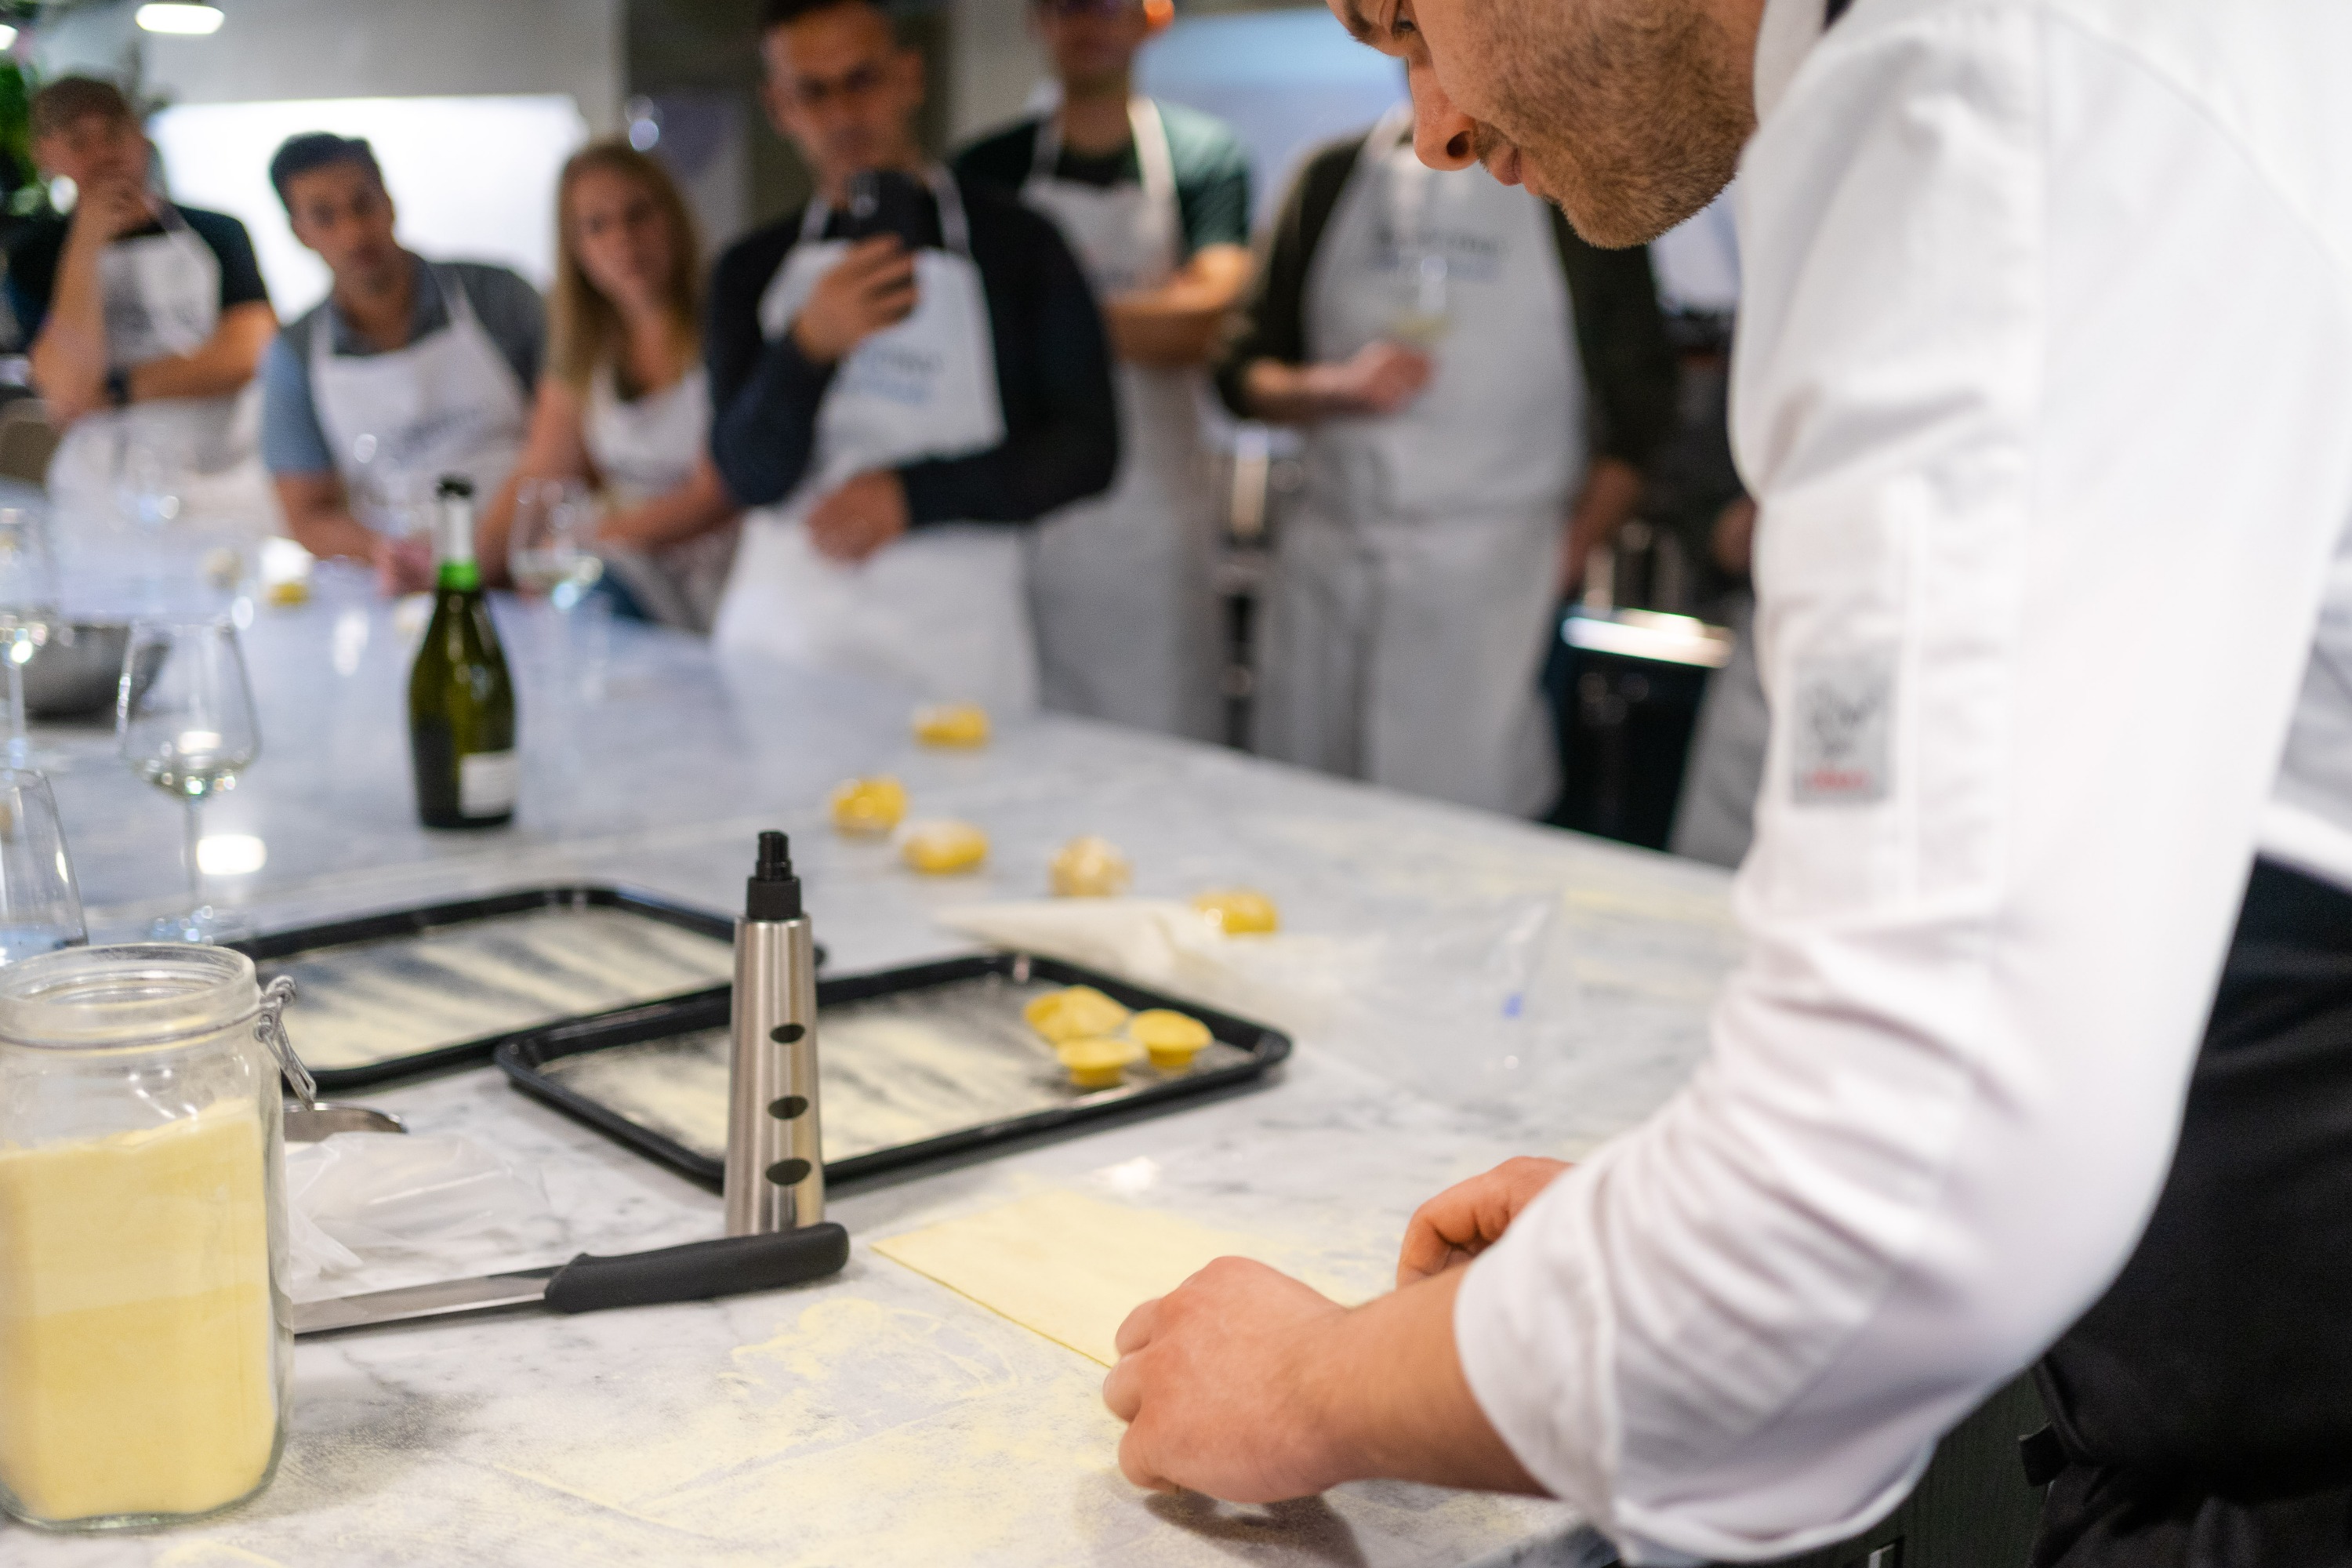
left=117, top=619, right=260, bottom=943
left=507, top=479, right=605, bottom=610
left=0, top=506, right=60, bottom=768
left=0, top=764, right=86, bottom=962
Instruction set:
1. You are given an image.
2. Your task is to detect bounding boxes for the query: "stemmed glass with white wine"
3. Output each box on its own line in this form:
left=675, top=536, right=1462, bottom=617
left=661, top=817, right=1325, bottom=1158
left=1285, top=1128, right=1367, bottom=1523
left=508, top=478, right=605, bottom=609
left=0, top=506, right=61, bottom=769
left=117, top=619, right=260, bottom=942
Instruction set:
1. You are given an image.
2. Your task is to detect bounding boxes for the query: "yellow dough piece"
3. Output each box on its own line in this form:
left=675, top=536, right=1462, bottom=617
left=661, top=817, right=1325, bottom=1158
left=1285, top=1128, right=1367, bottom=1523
left=1192, top=887, right=1280, bottom=935
left=902, top=820, right=989, bottom=874
left=911, top=702, right=991, bottom=748
left=829, top=775, right=908, bottom=837
left=1048, top=835, right=1132, bottom=898
left=1129, top=1009, right=1212, bottom=1071
left=872, top=1189, right=1353, bottom=1366
left=1057, top=1036, right=1143, bottom=1091
left=264, top=577, right=310, bottom=608
left=1022, top=985, right=1131, bottom=1044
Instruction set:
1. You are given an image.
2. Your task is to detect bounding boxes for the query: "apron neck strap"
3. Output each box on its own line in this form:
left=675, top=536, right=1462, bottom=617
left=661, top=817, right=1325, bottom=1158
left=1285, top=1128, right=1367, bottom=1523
left=801, top=165, right=972, bottom=257
left=1033, top=96, right=1177, bottom=210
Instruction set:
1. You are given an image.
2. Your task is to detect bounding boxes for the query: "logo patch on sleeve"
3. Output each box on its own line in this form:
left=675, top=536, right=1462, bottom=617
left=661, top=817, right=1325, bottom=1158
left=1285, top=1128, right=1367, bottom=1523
left=1791, top=648, right=1895, bottom=806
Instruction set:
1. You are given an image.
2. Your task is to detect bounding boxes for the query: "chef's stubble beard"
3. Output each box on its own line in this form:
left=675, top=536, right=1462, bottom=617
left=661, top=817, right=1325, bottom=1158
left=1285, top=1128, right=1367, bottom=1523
left=1467, top=0, right=1755, bottom=248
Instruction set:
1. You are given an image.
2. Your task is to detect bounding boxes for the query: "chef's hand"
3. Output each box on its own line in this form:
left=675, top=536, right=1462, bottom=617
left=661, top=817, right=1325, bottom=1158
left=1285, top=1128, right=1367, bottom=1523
left=67, top=178, right=155, bottom=249
left=790, top=238, right=919, bottom=365
left=1308, top=341, right=1434, bottom=417
left=805, top=469, right=909, bottom=562
left=1105, top=1257, right=1354, bottom=1500
left=1395, top=1156, right=1570, bottom=1287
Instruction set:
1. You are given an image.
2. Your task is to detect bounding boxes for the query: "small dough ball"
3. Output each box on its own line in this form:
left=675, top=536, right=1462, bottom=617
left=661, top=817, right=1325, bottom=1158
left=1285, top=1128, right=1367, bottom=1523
left=1050, top=835, right=1132, bottom=898
left=265, top=577, right=310, bottom=608
left=902, top=819, right=989, bottom=874
left=1192, top=887, right=1280, bottom=935
left=913, top=702, right=991, bottom=748
left=1058, top=1035, right=1144, bottom=1091
left=830, top=775, right=908, bottom=837
left=1130, top=1009, right=1212, bottom=1072
left=1024, top=985, right=1131, bottom=1044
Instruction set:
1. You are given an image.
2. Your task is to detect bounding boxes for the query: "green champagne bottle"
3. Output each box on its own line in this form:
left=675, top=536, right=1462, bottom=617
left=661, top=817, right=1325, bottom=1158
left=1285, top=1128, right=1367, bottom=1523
left=408, top=476, right=518, bottom=829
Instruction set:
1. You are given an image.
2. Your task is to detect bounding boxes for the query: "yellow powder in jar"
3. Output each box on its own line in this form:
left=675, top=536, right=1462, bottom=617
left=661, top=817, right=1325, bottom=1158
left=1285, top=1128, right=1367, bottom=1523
left=0, top=1098, right=278, bottom=1524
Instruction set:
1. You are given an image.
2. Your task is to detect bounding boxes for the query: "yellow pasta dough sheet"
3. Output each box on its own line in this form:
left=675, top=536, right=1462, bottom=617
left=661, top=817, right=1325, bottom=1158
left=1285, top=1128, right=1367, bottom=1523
left=873, top=1189, right=1334, bottom=1367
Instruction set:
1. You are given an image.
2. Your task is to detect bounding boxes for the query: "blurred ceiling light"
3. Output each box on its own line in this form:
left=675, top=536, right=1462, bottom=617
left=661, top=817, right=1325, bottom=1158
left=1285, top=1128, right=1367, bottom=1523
left=136, top=2, right=227, bottom=34
left=0, top=25, right=17, bottom=49
left=196, top=834, right=267, bottom=877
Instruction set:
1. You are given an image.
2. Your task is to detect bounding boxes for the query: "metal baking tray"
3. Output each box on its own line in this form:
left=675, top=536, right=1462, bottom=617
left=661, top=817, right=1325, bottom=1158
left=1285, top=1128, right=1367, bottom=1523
left=230, top=886, right=756, bottom=1092
left=495, top=952, right=1292, bottom=1188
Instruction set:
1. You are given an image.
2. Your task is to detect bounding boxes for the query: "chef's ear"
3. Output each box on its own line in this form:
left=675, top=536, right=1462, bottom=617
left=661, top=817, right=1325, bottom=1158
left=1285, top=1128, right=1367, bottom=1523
left=1143, top=0, right=1174, bottom=34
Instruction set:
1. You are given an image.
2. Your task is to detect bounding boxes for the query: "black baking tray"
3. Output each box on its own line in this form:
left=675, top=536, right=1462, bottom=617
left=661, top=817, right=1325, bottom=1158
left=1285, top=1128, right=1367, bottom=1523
left=228, top=885, right=779, bottom=1092
left=495, top=951, right=1293, bottom=1188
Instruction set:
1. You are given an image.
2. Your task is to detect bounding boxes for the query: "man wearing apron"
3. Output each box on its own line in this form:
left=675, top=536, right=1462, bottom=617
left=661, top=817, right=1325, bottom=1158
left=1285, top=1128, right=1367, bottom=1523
left=1217, top=103, right=1675, bottom=815
left=706, top=0, right=1116, bottom=714
left=953, top=0, right=1254, bottom=741
left=256, top=134, right=540, bottom=595
left=11, top=78, right=278, bottom=536
left=1105, top=3, right=2352, bottom=1566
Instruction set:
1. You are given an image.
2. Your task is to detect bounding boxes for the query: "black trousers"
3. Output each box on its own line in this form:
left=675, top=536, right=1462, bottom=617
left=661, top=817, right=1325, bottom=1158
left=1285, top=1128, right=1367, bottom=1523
left=2034, top=861, right=2352, bottom=1567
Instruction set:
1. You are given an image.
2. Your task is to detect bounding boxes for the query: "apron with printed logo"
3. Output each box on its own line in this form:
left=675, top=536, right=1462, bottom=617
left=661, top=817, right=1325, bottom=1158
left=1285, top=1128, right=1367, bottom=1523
left=712, top=170, right=1036, bottom=713
left=1258, top=106, right=1584, bottom=815
left=47, top=205, right=275, bottom=541
left=310, top=263, right=530, bottom=532
left=583, top=361, right=738, bottom=632
left=1019, top=99, right=1223, bottom=739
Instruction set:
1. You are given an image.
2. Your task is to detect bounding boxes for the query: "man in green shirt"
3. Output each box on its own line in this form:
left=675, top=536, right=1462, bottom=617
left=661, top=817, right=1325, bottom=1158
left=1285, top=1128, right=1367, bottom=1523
left=954, top=0, right=1254, bottom=742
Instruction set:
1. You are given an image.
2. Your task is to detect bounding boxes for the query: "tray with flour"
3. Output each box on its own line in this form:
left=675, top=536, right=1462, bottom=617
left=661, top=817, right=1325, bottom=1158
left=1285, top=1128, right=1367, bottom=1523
left=230, top=886, right=756, bottom=1091
left=494, top=952, right=1292, bottom=1187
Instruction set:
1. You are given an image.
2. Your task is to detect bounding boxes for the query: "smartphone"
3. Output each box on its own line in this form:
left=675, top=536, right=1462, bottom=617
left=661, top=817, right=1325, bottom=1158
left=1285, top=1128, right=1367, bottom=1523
left=839, top=169, right=935, bottom=249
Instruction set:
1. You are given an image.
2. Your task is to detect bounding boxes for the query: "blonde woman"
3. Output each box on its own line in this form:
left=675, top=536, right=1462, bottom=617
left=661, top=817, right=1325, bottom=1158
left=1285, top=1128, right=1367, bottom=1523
left=482, top=140, right=739, bottom=629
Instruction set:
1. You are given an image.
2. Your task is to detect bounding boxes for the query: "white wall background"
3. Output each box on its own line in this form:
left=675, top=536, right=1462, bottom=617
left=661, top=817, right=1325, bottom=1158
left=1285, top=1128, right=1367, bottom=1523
left=151, top=96, right=592, bottom=317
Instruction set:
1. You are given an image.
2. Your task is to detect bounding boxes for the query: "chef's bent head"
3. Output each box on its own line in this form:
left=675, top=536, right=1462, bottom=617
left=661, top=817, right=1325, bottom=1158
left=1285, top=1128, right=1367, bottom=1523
left=759, top=0, right=927, bottom=203
left=1328, top=0, right=1764, bottom=247
left=270, top=133, right=405, bottom=295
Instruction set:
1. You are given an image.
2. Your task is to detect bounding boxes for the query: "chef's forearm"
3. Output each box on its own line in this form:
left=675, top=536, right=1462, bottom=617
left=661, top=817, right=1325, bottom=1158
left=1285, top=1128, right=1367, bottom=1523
left=1238, top=358, right=1348, bottom=426
left=895, top=404, right=1119, bottom=526
left=601, top=460, right=741, bottom=552
left=126, top=303, right=278, bottom=405
left=1106, top=245, right=1253, bottom=368
left=28, top=233, right=111, bottom=423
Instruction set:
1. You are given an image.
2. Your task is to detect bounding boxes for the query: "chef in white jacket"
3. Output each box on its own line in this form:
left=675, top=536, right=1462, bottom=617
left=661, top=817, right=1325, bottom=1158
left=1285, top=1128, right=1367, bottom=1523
left=1105, top=2, right=2352, bottom=1566
left=707, top=0, right=1118, bottom=711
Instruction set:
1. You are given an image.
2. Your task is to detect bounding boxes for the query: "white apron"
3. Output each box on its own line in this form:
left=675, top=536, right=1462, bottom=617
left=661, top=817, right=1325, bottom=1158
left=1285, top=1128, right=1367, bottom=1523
left=46, top=203, right=275, bottom=540
left=310, top=263, right=529, bottom=532
left=1669, top=588, right=1768, bottom=868
left=713, top=170, right=1036, bottom=712
left=584, top=361, right=738, bottom=633
left=1020, top=99, right=1224, bottom=740
left=1257, top=107, right=1584, bottom=815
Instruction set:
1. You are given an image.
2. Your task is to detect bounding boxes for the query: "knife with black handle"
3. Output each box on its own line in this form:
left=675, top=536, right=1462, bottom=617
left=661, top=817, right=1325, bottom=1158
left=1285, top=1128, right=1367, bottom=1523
left=292, top=1224, right=851, bottom=1336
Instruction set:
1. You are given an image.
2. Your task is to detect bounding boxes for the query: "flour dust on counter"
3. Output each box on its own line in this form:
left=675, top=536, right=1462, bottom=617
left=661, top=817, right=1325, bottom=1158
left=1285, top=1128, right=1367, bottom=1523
left=539, top=972, right=1254, bottom=1163
left=267, top=907, right=735, bottom=1072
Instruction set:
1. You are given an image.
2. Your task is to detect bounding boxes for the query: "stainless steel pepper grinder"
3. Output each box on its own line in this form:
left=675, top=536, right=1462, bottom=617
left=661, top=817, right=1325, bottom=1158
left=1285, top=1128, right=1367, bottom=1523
left=724, top=830, right=822, bottom=1236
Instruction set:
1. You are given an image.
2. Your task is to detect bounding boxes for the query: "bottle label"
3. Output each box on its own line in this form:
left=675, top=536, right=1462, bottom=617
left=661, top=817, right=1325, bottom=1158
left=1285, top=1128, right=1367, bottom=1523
left=459, top=751, right=519, bottom=818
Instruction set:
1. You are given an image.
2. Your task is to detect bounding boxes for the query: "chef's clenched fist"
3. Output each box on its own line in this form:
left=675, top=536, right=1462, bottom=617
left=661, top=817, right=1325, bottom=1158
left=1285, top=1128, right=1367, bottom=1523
left=806, top=469, right=909, bottom=562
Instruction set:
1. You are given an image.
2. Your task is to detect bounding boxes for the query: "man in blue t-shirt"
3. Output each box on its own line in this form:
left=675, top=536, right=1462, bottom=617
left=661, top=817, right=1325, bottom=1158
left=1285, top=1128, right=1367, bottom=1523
left=952, top=0, right=1254, bottom=742
left=256, top=133, right=543, bottom=592
left=8, top=76, right=278, bottom=521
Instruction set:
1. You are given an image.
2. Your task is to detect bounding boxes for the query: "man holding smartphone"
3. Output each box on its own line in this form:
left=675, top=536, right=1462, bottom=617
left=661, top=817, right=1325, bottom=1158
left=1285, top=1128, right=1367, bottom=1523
left=707, top=0, right=1117, bottom=712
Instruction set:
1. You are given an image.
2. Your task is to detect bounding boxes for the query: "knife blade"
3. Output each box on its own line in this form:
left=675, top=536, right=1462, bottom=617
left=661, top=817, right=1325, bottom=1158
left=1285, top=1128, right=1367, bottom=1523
left=291, top=1223, right=851, bottom=1337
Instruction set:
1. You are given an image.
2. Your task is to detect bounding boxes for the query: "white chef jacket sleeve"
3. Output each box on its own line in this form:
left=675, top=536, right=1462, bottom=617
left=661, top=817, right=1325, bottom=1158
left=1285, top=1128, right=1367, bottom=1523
left=1453, top=4, right=2352, bottom=1561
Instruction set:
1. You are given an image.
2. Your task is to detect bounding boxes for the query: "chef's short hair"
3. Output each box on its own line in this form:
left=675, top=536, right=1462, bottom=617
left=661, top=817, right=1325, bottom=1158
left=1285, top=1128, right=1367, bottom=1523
left=30, top=78, right=136, bottom=139
left=760, top=0, right=903, bottom=38
left=267, top=133, right=385, bottom=208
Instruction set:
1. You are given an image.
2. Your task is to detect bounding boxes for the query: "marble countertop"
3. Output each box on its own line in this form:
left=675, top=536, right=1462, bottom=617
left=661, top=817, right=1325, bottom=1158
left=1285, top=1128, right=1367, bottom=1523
left=11, top=573, right=1744, bottom=1568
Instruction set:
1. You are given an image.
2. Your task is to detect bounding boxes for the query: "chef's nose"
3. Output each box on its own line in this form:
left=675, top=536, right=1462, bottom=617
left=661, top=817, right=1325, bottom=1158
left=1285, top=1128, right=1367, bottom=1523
left=1408, top=60, right=1480, bottom=172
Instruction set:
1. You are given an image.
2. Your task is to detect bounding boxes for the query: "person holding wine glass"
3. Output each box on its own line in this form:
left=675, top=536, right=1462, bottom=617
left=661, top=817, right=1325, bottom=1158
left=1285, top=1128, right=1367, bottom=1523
left=476, top=141, right=741, bottom=633
left=116, top=618, right=260, bottom=942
